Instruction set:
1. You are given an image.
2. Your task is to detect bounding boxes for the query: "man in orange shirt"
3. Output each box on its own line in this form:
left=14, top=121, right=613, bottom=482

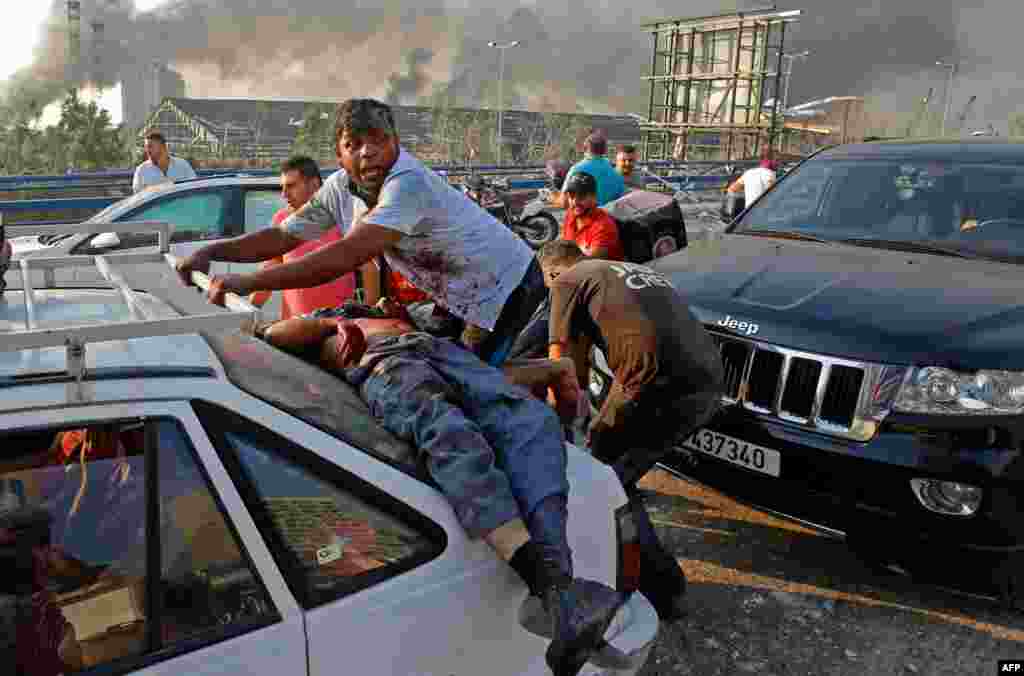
left=560, top=172, right=624, bottom=261
left=250, top=156, right=365, bottom=319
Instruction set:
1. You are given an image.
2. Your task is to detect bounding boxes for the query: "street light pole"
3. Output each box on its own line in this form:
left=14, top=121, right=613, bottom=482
left=936, top=60, right=957, bottom=137
left=781, top=50, right=810, bottom=114
left=487, top=40, right=520, bottom=166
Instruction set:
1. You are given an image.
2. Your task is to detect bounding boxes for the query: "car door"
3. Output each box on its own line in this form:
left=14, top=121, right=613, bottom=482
left=0, top=401, right=307, bottom=676
left=240, top=186, right=288, bottom=317
left=190, top=397, right=558, bottom=676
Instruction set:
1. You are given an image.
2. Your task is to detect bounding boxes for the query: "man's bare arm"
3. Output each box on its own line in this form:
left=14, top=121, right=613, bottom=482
left=240, top=220, right=403, bottom=293
left=203, top=228, right=304, bottom=263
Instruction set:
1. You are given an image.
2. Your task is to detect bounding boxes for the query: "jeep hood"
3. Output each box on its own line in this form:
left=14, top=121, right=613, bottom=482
left=653, top=235, right=1024, bottom=370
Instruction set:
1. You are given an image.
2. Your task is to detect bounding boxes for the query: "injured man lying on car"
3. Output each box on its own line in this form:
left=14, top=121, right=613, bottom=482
left=256, top=299, right=624, bottom=676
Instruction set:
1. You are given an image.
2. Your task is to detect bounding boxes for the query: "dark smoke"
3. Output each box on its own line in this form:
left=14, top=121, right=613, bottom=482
left=1, top=0, right=1020, bottom=132
left=385, top=48, right=435, bottom=105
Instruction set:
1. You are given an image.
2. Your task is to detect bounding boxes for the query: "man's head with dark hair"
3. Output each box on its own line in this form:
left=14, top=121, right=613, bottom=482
left=538, top=239, right=586, bottom=287
left=279, top=155, right=323, bottom=211
left=563, top=171, right=599, bottom=219
left=585, top=131, right=608, bottom=157
left=143, top=129, right=169, bottom=166
left=616, top=144, right=638, bottom=177
left=333, top=98, right=400, bottom=196
left=281, top=155, right=321, bottom=181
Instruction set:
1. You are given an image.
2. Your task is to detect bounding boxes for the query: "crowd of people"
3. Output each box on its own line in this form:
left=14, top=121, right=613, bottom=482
left=127, top=98, right=727, bottom=676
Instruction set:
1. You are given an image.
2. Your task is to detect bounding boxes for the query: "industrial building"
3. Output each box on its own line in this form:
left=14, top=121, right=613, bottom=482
left=138, top=97, right=643, bottom=166
left=121, top=63, right=186, bottom=133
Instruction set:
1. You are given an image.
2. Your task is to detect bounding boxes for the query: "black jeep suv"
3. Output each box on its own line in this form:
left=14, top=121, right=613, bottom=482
left=602, top=140, right=1024, bottom=603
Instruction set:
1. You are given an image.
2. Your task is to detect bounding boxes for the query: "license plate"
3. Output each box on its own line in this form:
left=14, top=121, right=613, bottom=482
left=681, top=429, right=781, bottom=477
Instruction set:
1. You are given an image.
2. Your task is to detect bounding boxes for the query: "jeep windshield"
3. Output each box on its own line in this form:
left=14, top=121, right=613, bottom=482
left=731, top=156, right=1024, bottom=263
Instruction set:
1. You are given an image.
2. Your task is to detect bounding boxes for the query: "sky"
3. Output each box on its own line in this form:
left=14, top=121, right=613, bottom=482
left=0, top=0, right=170, bottom=126
left=0, top=1, right=1016, bottom=134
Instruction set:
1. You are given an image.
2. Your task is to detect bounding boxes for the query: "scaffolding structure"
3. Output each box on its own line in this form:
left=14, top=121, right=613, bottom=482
left=641, top=8, right=803, bottom=162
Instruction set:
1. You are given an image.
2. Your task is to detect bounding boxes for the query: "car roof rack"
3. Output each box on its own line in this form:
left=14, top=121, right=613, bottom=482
left=2, top=220, right=261, bottom=383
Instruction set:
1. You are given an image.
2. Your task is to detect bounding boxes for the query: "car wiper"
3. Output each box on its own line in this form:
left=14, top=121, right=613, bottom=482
left=738, top=229, right=832, bottom=244
left=836, top=238, right=978, bottom=259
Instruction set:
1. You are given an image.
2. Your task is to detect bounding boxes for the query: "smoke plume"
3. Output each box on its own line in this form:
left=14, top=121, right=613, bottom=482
left=0, top=0, right=1020, bottom=132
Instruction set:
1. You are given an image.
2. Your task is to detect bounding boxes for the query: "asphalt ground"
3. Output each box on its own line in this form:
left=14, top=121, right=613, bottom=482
left=634, top=468, right=1024, bottom=676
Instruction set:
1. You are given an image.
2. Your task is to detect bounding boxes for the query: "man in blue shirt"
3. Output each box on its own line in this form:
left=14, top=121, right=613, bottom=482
left=559, top=131, right=625, bottom=207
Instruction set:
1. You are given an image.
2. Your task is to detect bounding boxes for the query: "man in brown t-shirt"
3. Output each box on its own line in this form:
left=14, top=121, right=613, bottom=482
left=540, top=239, right=724, bottom=621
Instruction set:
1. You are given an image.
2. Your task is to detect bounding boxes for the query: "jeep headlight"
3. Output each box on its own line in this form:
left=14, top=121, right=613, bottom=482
left=894, top=366, right=1024, bottom=415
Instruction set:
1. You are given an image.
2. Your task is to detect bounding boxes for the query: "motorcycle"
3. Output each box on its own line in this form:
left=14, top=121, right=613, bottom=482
left=462, top=175, right=560, bottom=250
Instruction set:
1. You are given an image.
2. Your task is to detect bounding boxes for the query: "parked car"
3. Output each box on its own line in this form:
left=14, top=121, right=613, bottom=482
left=11, top=174, right=288, bottom=280
left=591, top=139, right=1024, bottom=605
left=0, top=249, right=658, bottom=675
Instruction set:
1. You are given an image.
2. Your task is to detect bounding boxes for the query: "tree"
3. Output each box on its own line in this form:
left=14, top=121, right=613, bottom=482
left=291, top=103, right=334, bottom=163
left=426, top=85, right=463, bottom=165
left=519, top=113, right=550, bottom=163
left=52, top=90, right=129, bottom=173
left=1010, top=113, right=1024, bottom=138
left=463, top=110, right=497, bottom=165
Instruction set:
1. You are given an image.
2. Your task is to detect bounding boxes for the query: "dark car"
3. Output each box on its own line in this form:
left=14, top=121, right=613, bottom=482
left=599, top=139, right=1024, bottom=604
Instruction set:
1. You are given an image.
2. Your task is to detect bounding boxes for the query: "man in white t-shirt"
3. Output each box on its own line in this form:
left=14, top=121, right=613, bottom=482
left=175, top=98, right=545, bottom=366
left=727, top=158, right=779, bottom=206
left=132, top=130, right=197, bottom=193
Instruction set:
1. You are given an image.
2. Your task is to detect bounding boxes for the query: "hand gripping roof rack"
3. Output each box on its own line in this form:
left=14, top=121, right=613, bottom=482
left=1, top=220, right=261, bottom=383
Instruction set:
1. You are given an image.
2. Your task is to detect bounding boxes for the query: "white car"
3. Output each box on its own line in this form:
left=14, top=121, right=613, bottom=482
left=11, top=174, right=288, bottom=279
left=0, top=237, right=658, bottom=676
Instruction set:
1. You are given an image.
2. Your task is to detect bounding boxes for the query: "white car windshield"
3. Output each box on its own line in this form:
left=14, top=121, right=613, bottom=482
left=734, top=157, right=1024, bottom=262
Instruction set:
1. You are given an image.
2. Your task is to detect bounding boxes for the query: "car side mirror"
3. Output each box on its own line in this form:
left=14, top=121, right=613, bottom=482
left=91, top=232, right=121, bottom=249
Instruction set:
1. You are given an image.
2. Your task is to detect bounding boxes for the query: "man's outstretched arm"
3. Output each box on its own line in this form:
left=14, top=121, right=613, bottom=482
left=176, top=228, right=303, bottom=285
left=205, top=220, right=403, bottom=304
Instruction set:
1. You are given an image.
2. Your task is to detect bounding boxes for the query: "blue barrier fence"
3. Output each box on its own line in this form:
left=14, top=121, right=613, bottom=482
left=0, top=173, right=732, bottom=224
left=0, top=159, right=757, bottom=190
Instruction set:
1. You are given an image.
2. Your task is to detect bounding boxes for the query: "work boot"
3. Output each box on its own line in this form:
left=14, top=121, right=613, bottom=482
left=638, top=541, right=688, bottom=622
left=510, top=542, right=626, bottom=675
left=542, top=578, right=627, bottom=676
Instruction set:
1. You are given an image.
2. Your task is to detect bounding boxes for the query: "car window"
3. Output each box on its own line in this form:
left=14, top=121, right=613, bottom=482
left=734, top=158, right=1024, bottom=261
left=78, top=190, right=231, bottom=254
left=244, top=190, right=286, bottom=233
left=0, top=418, right=277, bottom=673
left=192, top=400, right=445, bottom=609
left=132, top=190, right=230, bottom=243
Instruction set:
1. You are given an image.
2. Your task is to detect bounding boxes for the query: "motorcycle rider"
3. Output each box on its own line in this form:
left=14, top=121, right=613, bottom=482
left=560, top=172, right=624, bottom=262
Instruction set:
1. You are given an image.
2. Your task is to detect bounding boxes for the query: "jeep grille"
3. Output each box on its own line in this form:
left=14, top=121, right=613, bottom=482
left=710, top=330, right=899, bottom=442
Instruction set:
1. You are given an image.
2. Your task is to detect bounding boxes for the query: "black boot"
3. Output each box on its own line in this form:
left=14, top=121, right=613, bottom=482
left=627, top=495, right=688, bottom=622
left=510, top=542, right=626, bottom=676
left=638, top=541, right=688, bottom=622
left=542, top=578, right=628, bottom=676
